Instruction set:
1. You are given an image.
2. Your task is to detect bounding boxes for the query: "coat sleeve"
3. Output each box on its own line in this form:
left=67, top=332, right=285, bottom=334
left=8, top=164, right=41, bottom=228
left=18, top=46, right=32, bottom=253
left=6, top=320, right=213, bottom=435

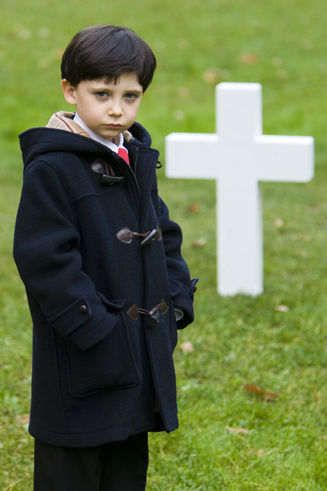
left=158, top=196, right=197, bottom=329
left=13, top=160, right=120, bottom=351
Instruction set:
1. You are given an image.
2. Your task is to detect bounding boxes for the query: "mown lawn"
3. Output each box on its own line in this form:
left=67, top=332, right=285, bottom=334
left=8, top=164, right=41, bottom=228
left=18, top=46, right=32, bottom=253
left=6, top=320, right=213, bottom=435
left=1, top=0, right=327, bottom=489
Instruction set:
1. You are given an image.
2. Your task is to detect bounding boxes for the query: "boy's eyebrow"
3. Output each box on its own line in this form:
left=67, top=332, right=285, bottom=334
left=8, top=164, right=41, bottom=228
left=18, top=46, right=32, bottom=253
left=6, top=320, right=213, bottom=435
left=89, top=82, right=143, bottom=92
left=91, top=86, right=143, bottom=95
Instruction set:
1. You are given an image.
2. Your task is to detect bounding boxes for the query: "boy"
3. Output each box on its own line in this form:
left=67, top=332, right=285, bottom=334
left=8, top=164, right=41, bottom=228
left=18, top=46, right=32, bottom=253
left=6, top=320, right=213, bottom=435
left=13, top=25, right=197, bottom=490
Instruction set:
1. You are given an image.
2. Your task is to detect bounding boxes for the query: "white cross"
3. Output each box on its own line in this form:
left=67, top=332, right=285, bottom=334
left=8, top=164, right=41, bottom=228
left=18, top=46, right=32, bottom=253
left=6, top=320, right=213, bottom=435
left=165, top=83, right=314, bottom=296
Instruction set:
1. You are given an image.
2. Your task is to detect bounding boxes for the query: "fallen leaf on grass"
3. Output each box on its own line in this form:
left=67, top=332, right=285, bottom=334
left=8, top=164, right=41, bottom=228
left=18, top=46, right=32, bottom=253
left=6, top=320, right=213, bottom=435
left=275, top=305, right=289, bottom=312
left=187, top=203, right=201, bottom=213
left=16, top=414, right=29, bottom=424
left=244, top=384, right=279, bottom=402
left=241, top=53, right=259, bottom=65
left=203, top=67, right=231, bottom=84
left=178, top=86, right=190, bottom=97
left=247, top=448, right=269, bottom=457
left=226, top=426, right=249, bottom=435
left=274, top=218, right=284, bottom=228
left=190, top=238, right=206, bottom=248
left=180, top=341, right=194, bottom=353
left=53, top=48, right=65, bottom=59
left=203, top=68, right=219, bottom=84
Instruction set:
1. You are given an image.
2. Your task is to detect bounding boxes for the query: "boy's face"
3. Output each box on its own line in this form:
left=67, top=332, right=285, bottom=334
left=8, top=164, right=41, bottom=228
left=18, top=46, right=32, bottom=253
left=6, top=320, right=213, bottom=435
left=61, top=73, right=143, bottom=143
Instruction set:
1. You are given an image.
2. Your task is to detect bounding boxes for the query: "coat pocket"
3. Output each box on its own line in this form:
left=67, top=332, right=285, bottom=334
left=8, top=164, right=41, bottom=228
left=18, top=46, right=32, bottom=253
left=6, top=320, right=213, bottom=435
left=63, top=309, right=139, bottom=397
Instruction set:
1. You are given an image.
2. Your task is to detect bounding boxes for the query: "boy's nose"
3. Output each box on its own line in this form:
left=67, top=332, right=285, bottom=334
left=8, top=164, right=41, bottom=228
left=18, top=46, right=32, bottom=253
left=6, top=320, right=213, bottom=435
left=108, top=102, right=123, bottom=117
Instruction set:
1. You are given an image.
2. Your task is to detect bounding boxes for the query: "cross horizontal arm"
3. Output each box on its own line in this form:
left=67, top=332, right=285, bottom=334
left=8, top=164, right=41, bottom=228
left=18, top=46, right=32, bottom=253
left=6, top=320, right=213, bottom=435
left=255, top=135, right=314, bottom=182
left=165, top=133, right=219, bottom=179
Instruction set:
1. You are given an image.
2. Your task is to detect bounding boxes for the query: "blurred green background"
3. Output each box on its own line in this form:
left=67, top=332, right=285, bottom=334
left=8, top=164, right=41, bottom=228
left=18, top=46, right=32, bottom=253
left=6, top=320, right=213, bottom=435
left=1, top=0, right=327, bottom=489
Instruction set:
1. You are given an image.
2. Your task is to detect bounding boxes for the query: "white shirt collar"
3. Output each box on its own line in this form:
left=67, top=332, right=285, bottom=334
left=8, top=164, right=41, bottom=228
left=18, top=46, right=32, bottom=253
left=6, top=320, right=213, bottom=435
left=73, top=112, right=124, bottom=152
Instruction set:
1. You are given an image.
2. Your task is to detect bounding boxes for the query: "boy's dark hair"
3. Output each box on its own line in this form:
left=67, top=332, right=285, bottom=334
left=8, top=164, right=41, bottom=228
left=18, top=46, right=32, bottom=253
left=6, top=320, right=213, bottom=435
left=61, top=25, right=157, bottom=91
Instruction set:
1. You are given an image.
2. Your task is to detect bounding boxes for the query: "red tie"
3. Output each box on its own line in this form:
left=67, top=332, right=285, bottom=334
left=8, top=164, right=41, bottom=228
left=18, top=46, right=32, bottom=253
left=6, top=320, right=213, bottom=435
left=118, top=147, right=130, bottom=165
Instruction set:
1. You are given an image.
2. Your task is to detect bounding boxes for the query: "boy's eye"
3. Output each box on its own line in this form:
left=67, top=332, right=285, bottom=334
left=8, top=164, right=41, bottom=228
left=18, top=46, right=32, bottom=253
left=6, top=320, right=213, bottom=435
left=96, top=92, right=108, bottom=98
left=125, top=93, right=137, bottom=100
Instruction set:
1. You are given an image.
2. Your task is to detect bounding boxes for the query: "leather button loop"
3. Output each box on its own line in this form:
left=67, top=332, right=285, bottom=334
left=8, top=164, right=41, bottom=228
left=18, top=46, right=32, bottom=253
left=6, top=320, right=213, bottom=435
left=146, top=310, right=160, bottom=326
left=127, top=299, right=168, bottom=325
left=79, top=305, right=87, bottom=314
left=100, top=174, right=124, bottom=185
left=140, top=228, right=159, bottom=247
left=116, top=226, right=162, bottom=246
left=90, top=159, right=124, bottom=185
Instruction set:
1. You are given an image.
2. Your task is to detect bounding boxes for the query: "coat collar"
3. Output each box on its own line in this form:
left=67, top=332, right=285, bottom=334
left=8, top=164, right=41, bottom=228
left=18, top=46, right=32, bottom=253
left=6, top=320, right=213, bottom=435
left=46, top=111, right=133, bottom=143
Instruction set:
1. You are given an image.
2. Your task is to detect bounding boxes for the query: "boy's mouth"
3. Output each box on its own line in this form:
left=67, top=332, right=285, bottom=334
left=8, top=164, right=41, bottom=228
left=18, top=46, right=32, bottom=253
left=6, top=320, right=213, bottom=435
left=105, top=124, right=122, bottom=128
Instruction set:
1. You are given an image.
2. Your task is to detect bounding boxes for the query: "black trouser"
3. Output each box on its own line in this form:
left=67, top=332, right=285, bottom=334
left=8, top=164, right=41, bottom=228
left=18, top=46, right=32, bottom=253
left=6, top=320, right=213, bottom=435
left=34, top=432, right=149, bottom=491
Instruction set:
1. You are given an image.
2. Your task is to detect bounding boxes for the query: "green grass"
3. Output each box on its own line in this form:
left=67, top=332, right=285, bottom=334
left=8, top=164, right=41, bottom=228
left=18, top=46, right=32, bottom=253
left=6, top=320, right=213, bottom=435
left=1, top=0, right=327, bottom=488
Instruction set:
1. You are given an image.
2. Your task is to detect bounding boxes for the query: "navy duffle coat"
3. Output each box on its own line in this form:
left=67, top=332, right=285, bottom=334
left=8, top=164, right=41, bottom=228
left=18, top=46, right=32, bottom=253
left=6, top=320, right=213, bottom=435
left=13, top=120, right=195, bottom=448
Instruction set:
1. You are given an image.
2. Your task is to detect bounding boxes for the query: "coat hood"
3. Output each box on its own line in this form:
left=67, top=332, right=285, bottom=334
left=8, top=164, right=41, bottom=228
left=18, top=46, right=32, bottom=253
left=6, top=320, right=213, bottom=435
left=19, top=111, right=152, bottom=168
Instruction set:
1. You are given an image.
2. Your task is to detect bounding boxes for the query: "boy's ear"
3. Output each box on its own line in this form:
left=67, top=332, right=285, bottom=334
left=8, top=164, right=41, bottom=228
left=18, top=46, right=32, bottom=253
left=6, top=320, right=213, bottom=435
left=61, top=79, right=77, bottom=105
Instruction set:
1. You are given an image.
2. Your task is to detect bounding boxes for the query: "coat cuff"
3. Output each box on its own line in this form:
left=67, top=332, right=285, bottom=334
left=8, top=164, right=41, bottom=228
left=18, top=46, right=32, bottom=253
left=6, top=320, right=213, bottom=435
left=173, top=278, right=198, bottom=329
left=173, top=295, right=194, bottom=329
